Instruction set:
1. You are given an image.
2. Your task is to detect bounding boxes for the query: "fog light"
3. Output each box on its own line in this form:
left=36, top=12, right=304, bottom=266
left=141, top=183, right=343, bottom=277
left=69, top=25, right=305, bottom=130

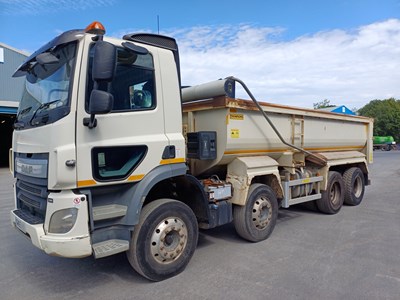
left=49, top=208, right=78, bottom=233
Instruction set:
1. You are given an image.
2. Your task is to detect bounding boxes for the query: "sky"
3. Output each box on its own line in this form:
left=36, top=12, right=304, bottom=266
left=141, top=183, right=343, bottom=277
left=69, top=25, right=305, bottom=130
left=1, top=0, right=400, bottom=109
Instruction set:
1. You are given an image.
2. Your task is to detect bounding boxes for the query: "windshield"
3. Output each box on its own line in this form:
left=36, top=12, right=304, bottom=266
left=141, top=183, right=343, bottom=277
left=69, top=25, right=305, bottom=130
left=16, top=42, right=77, bottom=129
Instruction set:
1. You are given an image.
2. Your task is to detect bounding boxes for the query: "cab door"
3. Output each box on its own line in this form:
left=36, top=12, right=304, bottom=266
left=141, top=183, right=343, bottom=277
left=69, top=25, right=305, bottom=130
left=75, top=38, right=168, bottom=188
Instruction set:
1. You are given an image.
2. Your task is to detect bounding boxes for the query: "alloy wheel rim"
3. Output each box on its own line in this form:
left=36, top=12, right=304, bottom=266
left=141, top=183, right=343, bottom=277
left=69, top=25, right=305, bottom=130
left=150, top=217, right=188, bottom=264
left=252, top=197, right=272, bottom=230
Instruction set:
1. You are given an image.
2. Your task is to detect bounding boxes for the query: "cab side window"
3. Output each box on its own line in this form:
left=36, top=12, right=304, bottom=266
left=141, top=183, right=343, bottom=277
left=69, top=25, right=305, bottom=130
left=86, top=45, right=156, bottom=112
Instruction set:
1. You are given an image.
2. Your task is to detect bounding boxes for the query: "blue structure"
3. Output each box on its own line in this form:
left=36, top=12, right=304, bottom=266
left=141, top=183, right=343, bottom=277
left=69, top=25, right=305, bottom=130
left=318, top=105, right=356, bottom=115
left=0, top=42, right=29, bottom=166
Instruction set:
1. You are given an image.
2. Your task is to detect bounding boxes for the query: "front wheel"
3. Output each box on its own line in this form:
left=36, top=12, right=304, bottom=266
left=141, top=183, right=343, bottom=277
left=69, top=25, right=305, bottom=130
left=127, top=199, right=198, bottom=281
left=233, top=184, right=278, bottom=242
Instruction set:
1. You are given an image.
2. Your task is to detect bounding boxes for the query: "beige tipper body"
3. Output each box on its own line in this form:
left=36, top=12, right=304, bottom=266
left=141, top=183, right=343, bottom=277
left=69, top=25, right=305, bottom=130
left=183, top=96, right=373, bottom=206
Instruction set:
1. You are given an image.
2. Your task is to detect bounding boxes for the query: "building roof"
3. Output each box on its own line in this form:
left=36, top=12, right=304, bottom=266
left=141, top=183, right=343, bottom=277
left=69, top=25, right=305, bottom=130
left=317, top=105, right=356, bottom=115
left=0, top=42, right=30, bottom=57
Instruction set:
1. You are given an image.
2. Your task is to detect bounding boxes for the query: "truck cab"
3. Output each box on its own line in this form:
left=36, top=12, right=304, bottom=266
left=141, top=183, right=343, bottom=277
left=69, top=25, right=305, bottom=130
left=11, top=23, right=192, bottom=274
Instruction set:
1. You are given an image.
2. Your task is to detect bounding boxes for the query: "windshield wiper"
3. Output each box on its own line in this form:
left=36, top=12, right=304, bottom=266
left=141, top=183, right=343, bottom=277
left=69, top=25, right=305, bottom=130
left=17, top=106, right=33, bottom=118
left=29, top=99, right=63, bottom=126
left=13, top=106, right=33, bottom=130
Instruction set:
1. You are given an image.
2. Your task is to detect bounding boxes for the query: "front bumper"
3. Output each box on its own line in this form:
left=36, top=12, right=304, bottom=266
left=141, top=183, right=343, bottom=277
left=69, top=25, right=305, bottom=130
left=10, top=190, right=93, bottom=258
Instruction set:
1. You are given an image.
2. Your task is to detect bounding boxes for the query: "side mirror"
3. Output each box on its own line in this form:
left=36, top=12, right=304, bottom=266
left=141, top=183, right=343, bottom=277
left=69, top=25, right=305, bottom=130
left=92, top=41, right=116, bottom=82
left=89, top=90, right=113, bottom=114
left=85, top=41, right=116, bottom=129
left=84, top=90, right=113, bottom=128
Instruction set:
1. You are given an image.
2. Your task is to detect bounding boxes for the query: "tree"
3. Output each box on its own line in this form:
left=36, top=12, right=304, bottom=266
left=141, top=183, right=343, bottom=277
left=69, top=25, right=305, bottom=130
left=313, top=99, right=336, bottom=109
left=358, top=98, right=400, bottom=142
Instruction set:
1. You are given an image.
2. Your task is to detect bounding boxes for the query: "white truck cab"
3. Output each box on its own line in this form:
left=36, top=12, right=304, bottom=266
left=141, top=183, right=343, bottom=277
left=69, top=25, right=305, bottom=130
left=11, top=22, right=187, bottom=263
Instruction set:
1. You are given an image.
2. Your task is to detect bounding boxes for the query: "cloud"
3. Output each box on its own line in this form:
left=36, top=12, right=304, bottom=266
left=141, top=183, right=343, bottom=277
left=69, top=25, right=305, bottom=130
left=163, top=19, right=400, bottom=109
left=0, top=0, right=115, bottom=15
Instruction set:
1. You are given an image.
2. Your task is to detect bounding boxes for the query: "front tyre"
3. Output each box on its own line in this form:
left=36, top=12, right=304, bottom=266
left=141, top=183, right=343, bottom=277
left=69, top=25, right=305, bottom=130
left=127, top=199, right=198, bottom=281
left=233, top=184, right=278, bottom=242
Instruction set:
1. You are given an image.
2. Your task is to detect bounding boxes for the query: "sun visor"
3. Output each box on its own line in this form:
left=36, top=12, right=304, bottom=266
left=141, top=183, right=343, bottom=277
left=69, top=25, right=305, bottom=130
left=13, top=29, right=85, bottom=77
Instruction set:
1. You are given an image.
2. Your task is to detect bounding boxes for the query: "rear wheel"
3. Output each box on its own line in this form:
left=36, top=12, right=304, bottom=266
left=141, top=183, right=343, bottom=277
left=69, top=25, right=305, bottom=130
left=233, top=184, right=278, bottom=242
left=317, top=171, right=344, bottom=214
left=127, top=199, right=198, bottom=281
left=343, top=167, right=365, bottom=206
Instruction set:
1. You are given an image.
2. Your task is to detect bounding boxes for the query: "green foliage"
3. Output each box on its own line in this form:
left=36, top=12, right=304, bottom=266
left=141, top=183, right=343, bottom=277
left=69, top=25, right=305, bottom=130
left=358, top=98, right=400, bottom=142
left=313, top=99, right=336, bottom=109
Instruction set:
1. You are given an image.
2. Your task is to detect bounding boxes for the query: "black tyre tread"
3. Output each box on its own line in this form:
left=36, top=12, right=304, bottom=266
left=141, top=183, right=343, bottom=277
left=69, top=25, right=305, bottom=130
left=234, top=184, right=263, bottom=242
left=317, top=171, right=344, bottom=214
left=233, top=183, right=278, bottom=242
left=343, top=167, right=365, bottom=206
left=127, top=199, right=166, bottom=278
left=127, top=199, right=198, bottom=281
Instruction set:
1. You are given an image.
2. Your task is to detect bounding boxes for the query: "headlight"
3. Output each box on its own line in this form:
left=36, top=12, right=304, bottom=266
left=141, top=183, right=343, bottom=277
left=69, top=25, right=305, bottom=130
left=48, top=208, right=78, bottom=233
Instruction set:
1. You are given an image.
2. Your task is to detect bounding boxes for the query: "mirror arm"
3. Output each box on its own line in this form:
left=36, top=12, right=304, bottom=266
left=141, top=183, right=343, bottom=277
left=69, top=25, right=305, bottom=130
left=83, top=115, right=97, bottom=128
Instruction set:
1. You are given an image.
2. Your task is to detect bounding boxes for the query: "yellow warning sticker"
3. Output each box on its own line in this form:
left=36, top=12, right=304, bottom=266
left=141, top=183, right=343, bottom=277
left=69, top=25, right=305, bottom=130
left=230, top=113, right=244, bottom=121
left=231, top=129, right=240, bottom=138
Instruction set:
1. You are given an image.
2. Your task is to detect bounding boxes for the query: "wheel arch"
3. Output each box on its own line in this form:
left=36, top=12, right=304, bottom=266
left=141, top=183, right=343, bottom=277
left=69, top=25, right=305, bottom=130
left=124, top=163, right=189, bottom=225
left=313, top=152, right=370, bottom=190
left=251, top=174, right=283, bottom=202
left=144, top=174, right=210, bottom=226
left=328, top=161, right=369, bottom=186
left=226, top=156, right=283, bottom=206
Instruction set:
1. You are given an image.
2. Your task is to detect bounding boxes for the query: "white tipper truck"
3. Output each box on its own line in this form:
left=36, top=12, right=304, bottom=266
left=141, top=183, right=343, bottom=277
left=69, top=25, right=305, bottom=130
left=10, top=22, right=373, bottom=281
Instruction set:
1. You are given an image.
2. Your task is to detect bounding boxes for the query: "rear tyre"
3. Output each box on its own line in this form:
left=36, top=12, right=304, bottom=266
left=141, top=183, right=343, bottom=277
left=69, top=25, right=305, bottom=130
left=343, top=167, right=365, bottom=206
left=233, top=184, right=278, bottom=242
left=126, top=199, right=198, bottom=281
left=317, top=171, right=344, bottom=214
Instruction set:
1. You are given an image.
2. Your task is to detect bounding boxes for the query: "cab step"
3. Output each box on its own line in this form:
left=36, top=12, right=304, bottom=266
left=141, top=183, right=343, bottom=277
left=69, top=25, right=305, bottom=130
left=93, top=239, right=129, bottom=258
left=92, top=204, right=127, bottom=221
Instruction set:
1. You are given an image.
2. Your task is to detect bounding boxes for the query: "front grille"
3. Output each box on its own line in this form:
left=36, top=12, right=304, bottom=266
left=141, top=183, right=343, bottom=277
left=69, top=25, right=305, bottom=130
left=16, top=173, right=49, bottom=224
left=18, top=181, right=42, bottom=196
left=19, top=193, right=42, bottom=209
